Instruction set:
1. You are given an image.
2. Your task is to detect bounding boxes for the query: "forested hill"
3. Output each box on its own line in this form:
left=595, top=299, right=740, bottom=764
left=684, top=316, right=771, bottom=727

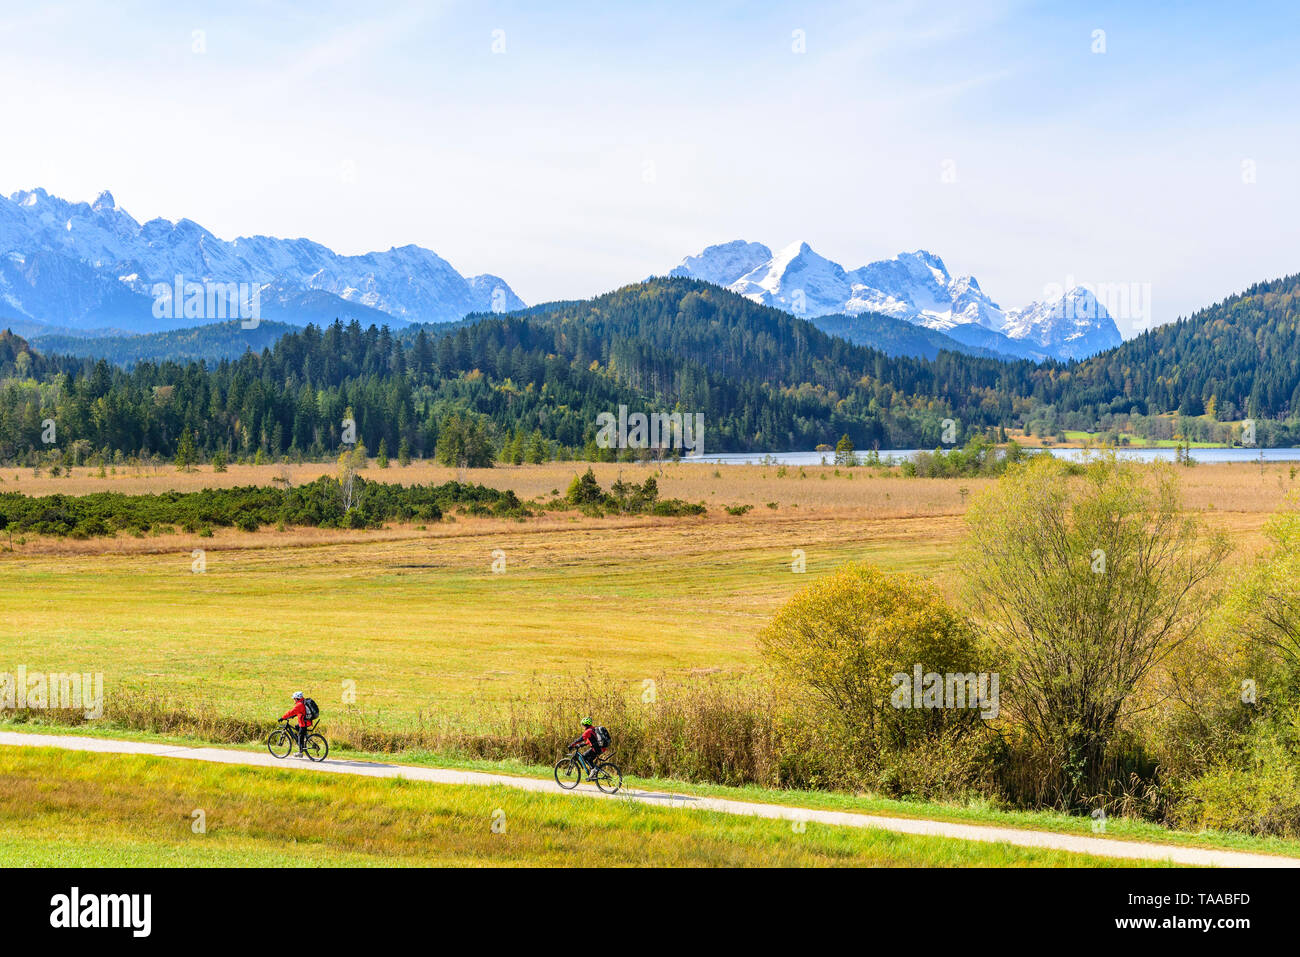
left=0, top=279, right=1028, bottom=462
left=5, top=271, right=1300, bottom=464
left=414, top=278, right=1035, bottom=451
left=1024, top=273, right=1300, bottom=423
left=30, top=319, right=298, bottom=367
left=490, top=278, right=1026, bottom=417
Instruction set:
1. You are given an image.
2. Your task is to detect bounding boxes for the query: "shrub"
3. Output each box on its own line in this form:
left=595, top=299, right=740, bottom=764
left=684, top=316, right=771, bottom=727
left=565, top=468, right=704, bottom=516
left=0, top=477, right=534, bottom=538
left=565, top=468, right=604, bottom=506
left=1177, top=732, right=1300, bottom=836
left=758, top=563, right=983, bottom=761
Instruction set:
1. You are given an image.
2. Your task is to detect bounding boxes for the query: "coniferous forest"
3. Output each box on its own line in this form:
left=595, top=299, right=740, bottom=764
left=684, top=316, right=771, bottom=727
left=4, top=273, right=1300, bottom=466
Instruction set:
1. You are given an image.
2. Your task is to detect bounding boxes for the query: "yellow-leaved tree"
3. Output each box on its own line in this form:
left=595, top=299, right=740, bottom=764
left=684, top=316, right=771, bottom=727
left=758, top=563, right=983, bottom=756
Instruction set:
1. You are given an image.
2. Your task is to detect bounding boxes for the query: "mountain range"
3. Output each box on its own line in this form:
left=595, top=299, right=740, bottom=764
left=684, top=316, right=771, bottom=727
left=668, top=240, right=1123, bottom=361
left=0, top=188, right=525, bottom=334
left=1, top=187, right=1121, bottom=363
left=7, top=268, right=1300, bottom=461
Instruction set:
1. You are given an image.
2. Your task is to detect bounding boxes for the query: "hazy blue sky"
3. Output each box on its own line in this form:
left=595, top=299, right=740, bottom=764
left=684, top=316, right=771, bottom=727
left=2, top=0, right=1297, bottom=332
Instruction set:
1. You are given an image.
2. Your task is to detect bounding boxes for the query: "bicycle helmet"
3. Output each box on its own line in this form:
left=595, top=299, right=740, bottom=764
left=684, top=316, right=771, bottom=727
left=581, top=717, right=593, bottom=726
left=293, top=691, right=304, bottom=700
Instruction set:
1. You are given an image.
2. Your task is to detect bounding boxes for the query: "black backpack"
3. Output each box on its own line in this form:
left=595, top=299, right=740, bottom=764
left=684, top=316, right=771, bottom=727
left=302, top=697, right=320, bottom=722
left=592, top=725, right=611, bottom=748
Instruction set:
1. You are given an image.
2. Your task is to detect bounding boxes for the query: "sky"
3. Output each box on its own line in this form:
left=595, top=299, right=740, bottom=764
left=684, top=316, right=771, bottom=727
left=1, top=0, right=1298, bottom=335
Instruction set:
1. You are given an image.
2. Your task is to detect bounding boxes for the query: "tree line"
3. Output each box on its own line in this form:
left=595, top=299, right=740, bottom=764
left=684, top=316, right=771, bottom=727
left=5, top=271, right=1300, bottom=464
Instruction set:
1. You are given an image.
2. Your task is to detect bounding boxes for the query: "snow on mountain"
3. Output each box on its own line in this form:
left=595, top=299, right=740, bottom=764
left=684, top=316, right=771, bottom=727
left=1002, top=286, right=1120, bottom=361
left=0, top=188, right=1122, bottom=363
left=0, top=188, right=526, bottom=332
left=669, top=240, right=773, bottom=287
left=467, top=274, right=527, bottom=314
left=669, top=240, right=1123, bottom=361
left=729, top=242, right=852, bottom=316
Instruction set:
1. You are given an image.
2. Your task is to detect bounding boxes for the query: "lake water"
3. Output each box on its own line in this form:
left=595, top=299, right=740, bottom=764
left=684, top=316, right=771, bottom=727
left=688, top=448, right=1300, bottom=466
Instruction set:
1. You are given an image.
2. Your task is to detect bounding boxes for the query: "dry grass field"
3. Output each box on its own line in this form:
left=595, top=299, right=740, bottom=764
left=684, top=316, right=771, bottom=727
left=1, top=460, right=1294, bottom=729
left=6, top=456, right=1294, bottom=528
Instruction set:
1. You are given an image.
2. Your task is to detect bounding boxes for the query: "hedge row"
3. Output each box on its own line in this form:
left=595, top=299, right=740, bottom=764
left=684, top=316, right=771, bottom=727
left=0, top=476, right=529, bottom=538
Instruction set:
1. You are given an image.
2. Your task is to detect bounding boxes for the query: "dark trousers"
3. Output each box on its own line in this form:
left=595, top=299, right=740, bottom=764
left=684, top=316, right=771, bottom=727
left=298, top=725, right=310, bottom=751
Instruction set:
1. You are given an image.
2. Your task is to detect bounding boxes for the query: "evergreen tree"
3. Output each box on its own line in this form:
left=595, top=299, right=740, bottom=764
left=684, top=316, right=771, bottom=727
left=834, top=433, right=855, bottom=466
left=175, top=430, right=198, bottom=472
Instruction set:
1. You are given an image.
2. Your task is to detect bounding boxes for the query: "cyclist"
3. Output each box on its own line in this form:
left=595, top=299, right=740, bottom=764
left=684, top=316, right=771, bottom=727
left=280, top=691, right=311, bottom=757
left=568, top=717, right=605, bottom=775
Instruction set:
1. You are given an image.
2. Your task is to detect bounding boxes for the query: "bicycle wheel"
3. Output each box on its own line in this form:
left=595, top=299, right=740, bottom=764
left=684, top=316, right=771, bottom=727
left=594, top=763, right=623, bottom=794
left=266, top=728, right=292, bottom=759
left=303, top=733, right=329, bottom=762
left=554, top=757, right=581, bottom=790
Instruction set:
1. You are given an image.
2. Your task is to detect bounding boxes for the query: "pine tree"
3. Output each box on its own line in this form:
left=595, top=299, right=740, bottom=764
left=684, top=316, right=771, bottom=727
left=834, top=433, right=855, bottom=466
left=526, top=429, right=546, bottom=464
left=175, top=430, right=198, bottom=472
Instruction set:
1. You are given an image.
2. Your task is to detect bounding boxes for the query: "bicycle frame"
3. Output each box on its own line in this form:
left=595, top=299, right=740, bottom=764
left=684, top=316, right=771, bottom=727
left=279, top=720, right=315, bottom=742
left=572, top=748, right=606, bottom=777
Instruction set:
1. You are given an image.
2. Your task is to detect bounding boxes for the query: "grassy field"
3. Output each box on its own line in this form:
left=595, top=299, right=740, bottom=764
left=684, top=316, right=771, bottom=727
left=0, top=746, right=1166, bottom=867
left=1029, top=431, right=1229, bottom=449
left=0, top=461, right=1291, bottom=725
left=3, top=460, right=1295, bottom=865
left=12, top=719, right=1300, bottom=860
left=1, top=508, right=964, bottom=720
left=1007, top=422, right=1245, bottom=449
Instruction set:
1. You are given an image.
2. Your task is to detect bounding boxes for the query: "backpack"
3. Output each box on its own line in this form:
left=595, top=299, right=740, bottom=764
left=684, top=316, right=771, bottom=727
left=302, top=697, right=320, bottom=722
left=592, top=725, right=611, bottom=748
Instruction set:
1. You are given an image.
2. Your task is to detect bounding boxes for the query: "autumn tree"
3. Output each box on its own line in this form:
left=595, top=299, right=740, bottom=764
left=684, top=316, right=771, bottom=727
left=759, top=563, right=981, bottom=752
left=963, top=454, right=1227, bottom=807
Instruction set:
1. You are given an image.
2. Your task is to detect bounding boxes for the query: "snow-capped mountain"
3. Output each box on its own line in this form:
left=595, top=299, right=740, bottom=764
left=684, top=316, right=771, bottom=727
left=1002, top=287, right=1121, bottom=360
left=669, top=240, right=1122, bottom=361
left=671, top=240, right=774, bottom=288
left=0, top=188, right=525, bottom=333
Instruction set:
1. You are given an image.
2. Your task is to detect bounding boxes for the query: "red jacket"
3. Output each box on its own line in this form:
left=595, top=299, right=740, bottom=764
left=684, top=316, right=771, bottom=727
left=571, top=726, right=601, bottom=751
left=281, top=700, right=308, bottom=728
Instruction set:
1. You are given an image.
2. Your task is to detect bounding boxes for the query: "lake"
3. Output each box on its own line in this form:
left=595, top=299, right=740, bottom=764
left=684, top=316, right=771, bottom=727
left=689, top=448, right=1300, bottom=466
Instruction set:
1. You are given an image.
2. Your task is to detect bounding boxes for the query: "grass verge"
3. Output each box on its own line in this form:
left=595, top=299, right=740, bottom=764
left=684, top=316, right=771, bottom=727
left=6, top=718, right=1290, bottom=860
left=0, top=746, right=1158, bottom=867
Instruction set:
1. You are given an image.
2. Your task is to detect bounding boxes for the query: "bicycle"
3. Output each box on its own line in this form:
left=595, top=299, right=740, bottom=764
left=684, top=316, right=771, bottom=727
left=554, top=745, right=623, bottom=794
left=267, top=719, right=329, bottom=762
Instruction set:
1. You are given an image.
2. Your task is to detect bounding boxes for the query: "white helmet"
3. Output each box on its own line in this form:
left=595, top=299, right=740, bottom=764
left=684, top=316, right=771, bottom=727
left=293, top=691, right=304, bottom=700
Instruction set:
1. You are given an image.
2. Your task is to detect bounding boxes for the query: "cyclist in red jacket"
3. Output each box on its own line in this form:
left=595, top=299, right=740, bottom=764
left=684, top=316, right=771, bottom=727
left=568, top=717, right=604, bottom=774
left=280, top=691, right=310, bottom=757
